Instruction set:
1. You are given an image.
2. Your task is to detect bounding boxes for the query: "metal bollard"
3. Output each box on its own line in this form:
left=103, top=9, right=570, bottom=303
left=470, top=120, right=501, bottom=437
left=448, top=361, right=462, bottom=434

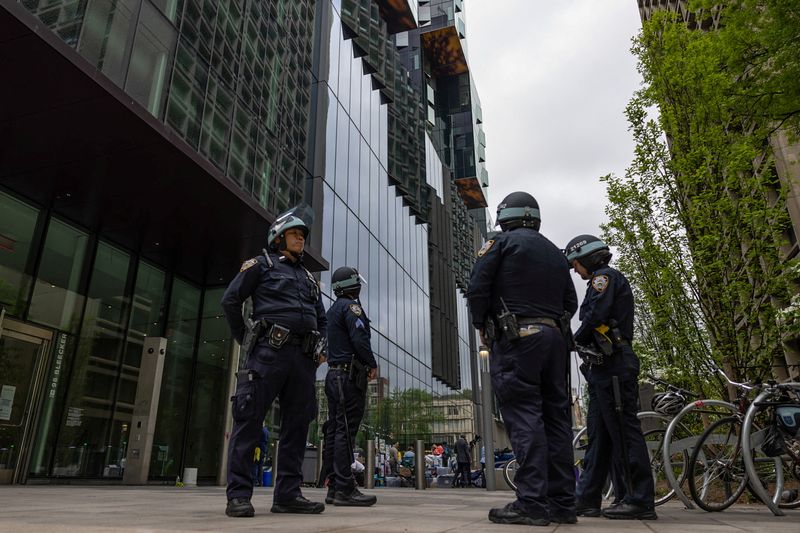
left=273, top=439, right=279, bottom=487
left=414, top=439, right=425, bottom=490
left=317, top=439, right=324, bottom=486
left=365, top=439, right=375, bottom=489
left=481, top=370, right=497, bottom=490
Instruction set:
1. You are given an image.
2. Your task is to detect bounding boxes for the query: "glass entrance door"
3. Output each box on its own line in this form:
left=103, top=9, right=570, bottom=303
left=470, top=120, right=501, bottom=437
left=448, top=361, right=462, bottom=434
left=0, top=315, right=52, bottom=484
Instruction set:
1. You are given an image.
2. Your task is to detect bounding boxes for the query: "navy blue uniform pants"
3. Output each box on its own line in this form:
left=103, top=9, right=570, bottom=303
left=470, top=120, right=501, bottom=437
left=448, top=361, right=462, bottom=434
left=226, top=343, right=316, bottom=504
left=490, top=326, right=575, bottom=518
left=575, top=379, right=626, bottom=505
left=321, top=368, right=366, bottom=492
left=576, top=348, right=654, bottom=509
left=456, top=462, right=471, bottom=487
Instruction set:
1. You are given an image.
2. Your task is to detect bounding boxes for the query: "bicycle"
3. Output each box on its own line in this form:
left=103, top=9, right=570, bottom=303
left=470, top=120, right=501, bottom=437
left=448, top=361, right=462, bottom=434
left=740, top=379, right=800, bottom=515
left=686, top=363, right=782, bottom=512
left=660, top=378, right=744, bottom=510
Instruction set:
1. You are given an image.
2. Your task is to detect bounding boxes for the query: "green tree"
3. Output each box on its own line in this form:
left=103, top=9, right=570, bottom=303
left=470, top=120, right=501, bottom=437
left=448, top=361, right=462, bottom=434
left=605, top=2, right=800, bottom=395
left=601, top=94, right=714, bottom=396
left=365, top=387, right=444, bottom=447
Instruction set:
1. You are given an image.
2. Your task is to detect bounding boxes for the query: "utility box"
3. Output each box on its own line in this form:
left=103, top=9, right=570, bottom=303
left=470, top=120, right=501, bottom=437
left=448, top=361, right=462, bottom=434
left=302, top=447, right=318, bottom=484
left=123, top=337, right=167, bottom=485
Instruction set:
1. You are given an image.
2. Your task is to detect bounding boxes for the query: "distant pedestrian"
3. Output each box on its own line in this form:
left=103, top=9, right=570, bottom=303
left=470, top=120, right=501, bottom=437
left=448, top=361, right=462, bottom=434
left=388, top=442, right=399, bottom=475
left=455, top=435, right=471, bottom=488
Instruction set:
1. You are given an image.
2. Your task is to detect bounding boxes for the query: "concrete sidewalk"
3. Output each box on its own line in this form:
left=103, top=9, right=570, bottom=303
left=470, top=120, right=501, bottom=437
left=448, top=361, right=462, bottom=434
left=0, top=485, right=796, bottom=532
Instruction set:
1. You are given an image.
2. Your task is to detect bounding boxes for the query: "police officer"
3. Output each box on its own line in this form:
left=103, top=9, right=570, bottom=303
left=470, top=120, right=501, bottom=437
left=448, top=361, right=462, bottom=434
left=467, top=192, right=578, bottom=526
left=221, top=205, right=327, bottom=517
left=320, top=266, right=378, bottom=506
left=565, top=234, right=657, bottom=520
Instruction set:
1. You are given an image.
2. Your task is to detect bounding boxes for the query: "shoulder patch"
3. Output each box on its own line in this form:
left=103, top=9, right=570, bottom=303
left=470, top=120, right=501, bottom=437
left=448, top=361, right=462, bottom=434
left=349, top=303, right=363, bottom=317
left=240, top=258, right=258, bottom=272
left=477, top=240, right=495, bottom=257
left=591, top=275, right=610, bottom=293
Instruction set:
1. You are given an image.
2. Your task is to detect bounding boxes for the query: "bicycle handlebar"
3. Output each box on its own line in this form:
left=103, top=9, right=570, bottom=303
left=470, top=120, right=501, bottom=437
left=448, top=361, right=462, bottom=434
left=707, top=361, right=758, bottom=391
left=646, top=374, right=699, bottom=398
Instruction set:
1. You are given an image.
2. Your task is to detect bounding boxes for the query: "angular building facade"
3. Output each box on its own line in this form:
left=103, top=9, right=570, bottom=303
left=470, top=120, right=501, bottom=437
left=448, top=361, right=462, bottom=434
left=0, top=0, right=489, bottom=485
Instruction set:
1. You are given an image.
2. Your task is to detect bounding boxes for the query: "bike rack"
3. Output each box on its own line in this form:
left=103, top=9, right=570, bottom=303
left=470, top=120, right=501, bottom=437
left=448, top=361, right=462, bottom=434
left=662, top=399, right=737, bottom=509
left=741, top=389, right=794, bottom=517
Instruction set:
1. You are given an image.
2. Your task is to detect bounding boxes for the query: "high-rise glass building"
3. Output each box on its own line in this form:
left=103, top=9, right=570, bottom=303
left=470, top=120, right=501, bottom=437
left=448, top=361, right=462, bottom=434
left=0, top=0, right=489, bottom=485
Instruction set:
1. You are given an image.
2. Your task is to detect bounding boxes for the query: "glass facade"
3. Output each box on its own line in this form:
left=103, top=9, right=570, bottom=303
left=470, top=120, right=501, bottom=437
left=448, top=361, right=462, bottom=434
left=1, top=0, right=489, bottom=484
left=0, top=190, right=232, bottom=481
left=21, top=0, right=314, bottom=215
left=310, top=0, right=478, bottom=453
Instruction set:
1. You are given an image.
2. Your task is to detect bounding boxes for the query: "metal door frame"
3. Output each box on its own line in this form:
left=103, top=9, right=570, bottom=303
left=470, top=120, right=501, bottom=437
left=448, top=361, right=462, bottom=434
left=0, top=316, right=54, bottom=483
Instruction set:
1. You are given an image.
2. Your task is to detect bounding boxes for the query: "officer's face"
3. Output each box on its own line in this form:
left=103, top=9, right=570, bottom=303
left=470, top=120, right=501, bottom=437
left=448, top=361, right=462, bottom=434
left=572, top=259, right=591, bottom=280
left=283, top=228, right=305, bottom=256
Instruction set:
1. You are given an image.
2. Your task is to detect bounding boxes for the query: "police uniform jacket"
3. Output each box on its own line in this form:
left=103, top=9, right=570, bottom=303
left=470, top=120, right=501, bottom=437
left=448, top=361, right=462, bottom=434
left=574, top=265, right=634, bottom=345
left=467, top=227, right=578, bottom=328
left=326, top=297, right=377, bottom=368
left=221, top=252, right=327, bottom=344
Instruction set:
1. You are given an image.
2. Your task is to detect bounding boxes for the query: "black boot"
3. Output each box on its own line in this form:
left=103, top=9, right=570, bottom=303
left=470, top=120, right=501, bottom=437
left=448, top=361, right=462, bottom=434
left=333, top=487, right=377, bottom=507
left=488, top=502, right=549, bottom=526
left=225, top=497, right=255, bottom=518
left=270, top=496, right=325, bottom=514
left=602, top=502, right=657, bottom=520
left=576, top=504, right=602, bottom=517
left=325, top=486, right=335, bottom=504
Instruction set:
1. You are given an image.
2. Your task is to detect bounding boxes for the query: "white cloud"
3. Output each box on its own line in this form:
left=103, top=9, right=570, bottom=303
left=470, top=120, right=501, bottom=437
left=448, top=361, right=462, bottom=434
left=465, top=1, right=646, bottom=392
left=467, top=0, right=644, bottom=249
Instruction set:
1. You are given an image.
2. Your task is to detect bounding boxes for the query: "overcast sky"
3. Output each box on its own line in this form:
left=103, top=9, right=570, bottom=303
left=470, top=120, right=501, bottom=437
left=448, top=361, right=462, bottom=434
left=466, top=0, right=644, bottom=252
left=465, top=1, right=645, bottom=392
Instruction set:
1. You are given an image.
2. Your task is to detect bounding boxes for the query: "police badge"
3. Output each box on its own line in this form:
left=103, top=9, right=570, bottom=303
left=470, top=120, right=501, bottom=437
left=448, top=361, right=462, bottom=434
left=591, top=275, right=609, bottom=293
left=349, top=303, right=363, bottom=317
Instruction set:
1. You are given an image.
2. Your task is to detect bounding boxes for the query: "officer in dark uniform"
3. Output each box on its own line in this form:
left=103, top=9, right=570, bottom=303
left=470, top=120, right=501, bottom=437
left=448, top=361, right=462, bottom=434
left=221, top=205, right=328, bottom=517
left=320, top=266, right=378, bottom=507
left=565, top=234, right=657, bottom=520
left=467, top=192, right=578, bottom=526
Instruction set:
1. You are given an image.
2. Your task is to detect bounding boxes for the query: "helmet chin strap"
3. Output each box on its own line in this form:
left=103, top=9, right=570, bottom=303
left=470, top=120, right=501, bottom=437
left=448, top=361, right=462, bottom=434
left=276, top=237, right=305, bottom=262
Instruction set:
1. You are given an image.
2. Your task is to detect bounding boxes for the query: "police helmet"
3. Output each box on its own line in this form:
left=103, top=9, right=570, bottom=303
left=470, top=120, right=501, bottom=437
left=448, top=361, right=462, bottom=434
left=564, top=234, right=611, bottom=272
left=651, top=391, right=685, bottom=416
left=331, top=266, right=366, bottom=297
left=267, top=205, right=312, bottom=251
left=496, top=192, right=540, bottom=231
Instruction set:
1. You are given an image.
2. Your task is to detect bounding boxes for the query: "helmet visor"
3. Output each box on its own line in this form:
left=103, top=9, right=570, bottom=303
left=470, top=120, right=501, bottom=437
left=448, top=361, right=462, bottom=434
left=332, top=272, right=366, bottom=292
left=269, top=203, right=314, bottom=240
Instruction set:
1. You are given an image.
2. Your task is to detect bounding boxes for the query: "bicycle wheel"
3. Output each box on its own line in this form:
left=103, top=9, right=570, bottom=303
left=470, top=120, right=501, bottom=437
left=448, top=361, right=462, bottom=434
left=779, top=449, right=800, bottom=509
left=643, top=428, right=686, bottom=506
left=687, top=416, right=748, bottom=512
left=503, top=458, right=518, bottom=490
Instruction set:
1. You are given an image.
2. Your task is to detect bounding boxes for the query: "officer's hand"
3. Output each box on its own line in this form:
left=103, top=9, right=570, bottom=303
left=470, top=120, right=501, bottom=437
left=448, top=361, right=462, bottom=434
left=479, top=329, right=488, bottom=347
left=368, top=367, right=378, bottom=380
